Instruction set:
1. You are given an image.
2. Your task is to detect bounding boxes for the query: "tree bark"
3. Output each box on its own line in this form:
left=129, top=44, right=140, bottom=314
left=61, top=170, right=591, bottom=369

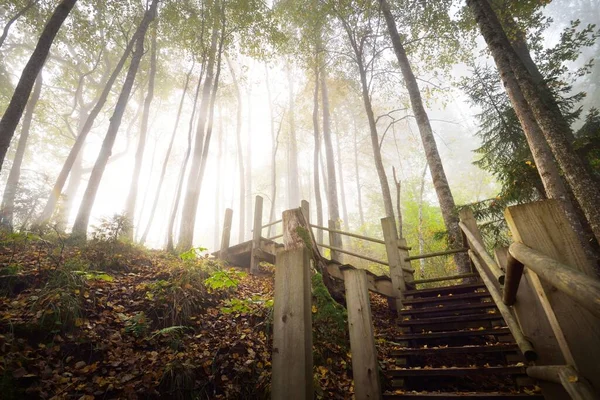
left=0, top=0, right=38, bottom=49
left=468, top=0, right=600, bottom=249
left=71, top=0, right=158, bottom=239
left=140, top=62, right=194, bottom=246
left=285, top=61, right=300, bottom=209
left=124, top=26, right=158, bottom=240
left=320, top=68, right=340, bottom=225
left=312, top=62, right=324, bottom=244
left=418, top=163, right=427, bottom=278
left=392, top=166, right=402, bottom=237
left=0, top=0, right=77, bottom=172
left=380, top=0, right=470, bottom=274
left=335, top=127, right=349, bottom=232
left=36, top=18, right=140, bottom=226
left=265, top=66, right=280, bottom=238
left=245, top=86, right=252, bottom=241
left=352, top=115, right=365, bottom=227
left=213, top=105, right=223, bottom=249
left=0, top=72, right=42, bottom=229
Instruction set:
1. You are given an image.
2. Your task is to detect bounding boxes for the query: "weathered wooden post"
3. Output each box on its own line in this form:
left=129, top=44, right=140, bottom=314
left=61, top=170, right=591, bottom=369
left=272, top=208, right=313, bottom=400
left=381, top=216, right=405, bottom=311
left=505, top=200, right=600, bottom=393
left=220, top=208, right=233, bottom=253
left=328, top=219, right=343, bottom=263
left=301, top=200, right=309, bottom=224
left=344, top=268, right=382, bottom=400
left=397, top=237, right=414, bottom=287
left=250, top=195, right=263, bottom=274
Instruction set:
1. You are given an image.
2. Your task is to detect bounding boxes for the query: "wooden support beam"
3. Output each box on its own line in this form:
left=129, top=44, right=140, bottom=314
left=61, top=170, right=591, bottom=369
left=398, top=237, right=414, bottom=286
left=527, top=365, right=598, bottom=400
left=381, top=217, right=405, bottom=311
left=459, top=219, right=505, bottom=284
left=272, top=246, right=313, bottom=400
left=220, top=208, right=233, bottom=252
left=412, top=273, right=479, bottom=285
left=329, top=219, right=342, bottom=263
left=468, top=251, right=537, bottom=362
left=250, top=196, right=264, bottom=274
left=404, top=247, right=468, bottom=261
left=301, top=200, right=309, bottom=225
left=344, top=268, right=382, bottom=400
left=505, top=200, right=600, bottom=390
left=502, top=252, right=524, bottom=306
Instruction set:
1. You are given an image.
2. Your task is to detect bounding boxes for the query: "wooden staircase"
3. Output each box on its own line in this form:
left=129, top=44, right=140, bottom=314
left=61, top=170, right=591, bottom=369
left=384, top=282, right=543, bottom=399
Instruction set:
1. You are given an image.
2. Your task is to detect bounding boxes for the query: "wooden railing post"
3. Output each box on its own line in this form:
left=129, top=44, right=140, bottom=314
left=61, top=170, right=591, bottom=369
left=505, top=200, right=600, bottom=393
left=398, top=237, right=414, bottom=287
left=220, top=208, right=233, bottom=253
left=273, top=209, right=313, bottom=399
left=344, top=268, right=382, bottom=400
left=301, top=200, right=310, bottom=224
left=328, top=219, right=343, bottom=263
left=250, top=196, right=264, bottom=274
left=381, top=216, right=405, bottom=311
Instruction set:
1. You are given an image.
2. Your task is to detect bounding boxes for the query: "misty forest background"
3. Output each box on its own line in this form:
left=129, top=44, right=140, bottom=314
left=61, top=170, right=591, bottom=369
left=1, top=0, right=599, bottom=280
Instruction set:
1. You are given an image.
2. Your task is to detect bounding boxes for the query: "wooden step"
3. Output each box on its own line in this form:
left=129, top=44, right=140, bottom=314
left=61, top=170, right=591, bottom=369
left=403, top=291, right=491, bottom=306
left=398, top=313, right=502, bottom=327
left=404, top=283, right=485, bottom=298
left=393, top=327, right=510, bottom=341
left=392, top=344, right=519, bottom=356
left=389, top=366, right=527, bottom=378
left=384, top=393, right=543, bottom=399
left=399, top=302, right=496, bottom=316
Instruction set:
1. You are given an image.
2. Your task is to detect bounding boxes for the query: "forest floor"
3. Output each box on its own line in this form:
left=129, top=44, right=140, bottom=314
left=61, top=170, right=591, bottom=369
left=0, top=231, right=406, bottom=399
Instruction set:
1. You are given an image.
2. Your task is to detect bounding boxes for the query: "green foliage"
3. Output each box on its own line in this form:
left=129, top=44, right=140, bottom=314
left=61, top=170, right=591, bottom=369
left=204, top=268, right=246, bottom=292
left=311, top=273, right=348, bottom=352
left=124, top=312, right=150, bottom=338
left=179, top=246, right=208, bottom=261
left=91, top=214, right=133, bottom=243
left=220, top=296, right=273, bottom=316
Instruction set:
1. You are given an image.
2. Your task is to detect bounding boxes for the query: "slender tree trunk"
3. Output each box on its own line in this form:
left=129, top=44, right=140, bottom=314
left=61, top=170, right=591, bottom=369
left=0, top=0, right=37, bottom=49
left=227, top=56, right=245, bottom=243
left=71, top=0, right=158, bottom=239
left=352, top=117, right=365, bottom=227
left=0, top=0, right=77, bottom=172
left=265, top=66, right=280, bottom=238
left=36, top=19, right=140, bottom=226
left=392, top=166, right=402, bottom=237
left=177, top=12, right=220, bottom=251
left=312, top=64, right=324, bottom=244
left=213, top=105, right=223, bottom=249
left=124, top=26, right=157, bottom=240
left=0, top=73, right=42, bottom=229
left=320, top=68, right=340, bottom=226
left=418, top=163, right=427, bottom=278
left=166, top=61, right=205, bottom=252
left=140, top=62, right=194, bottom=245
left=285, top=61, right=300, bottom=209
left=468, top=0, right=600, bottom=250
left=380, top=0, right=470, bottom=274
left=335, top=128, right=349, bottom=232
left=245, top=86, right=252, bottom=241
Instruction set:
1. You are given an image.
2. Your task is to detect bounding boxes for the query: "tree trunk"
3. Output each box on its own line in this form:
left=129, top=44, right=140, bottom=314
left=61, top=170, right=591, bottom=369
left=392, top=166, right=402, bottom=237
left=140, top=62, right=194, bottom=246
left=124, top=26, right=157, bottom=240
left=352, top=116, right=365, bottom=227
left=36, top=18, right=140, bottom=226
left=380, top=0, right=470, bottom=274
left=213, top=105, right=224, bottom=249
left=0, top=72, right=42, bottom=229
left=312, top=63, right=324, bottom=244
left=0, top=0, right=77, bottom=172
left=320, top=68, right=340, bottom=226
left=418, top=163, right=427, bottom=278
left=285, top=61, right=300, bottom=209
left=468, top=0, right=600, bottom=249
left=265, top=66, right=280, bottom=238
left=335, top=127, right=349, bottom=232
left=227, top=56, right=246, bottom=243
left=245, top=86, right=252, bottom=241
left=0, top=0, right=37, bottom=49
left=166, top=62, right=205, bottom=252
left=177, top=12, right=220, bottom=252
left=71, top=0, right=158, bottom=239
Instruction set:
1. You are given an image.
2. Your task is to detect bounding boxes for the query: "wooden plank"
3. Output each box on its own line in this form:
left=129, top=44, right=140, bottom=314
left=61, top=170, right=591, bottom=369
left=402, top=291, right=491, bottom=306
left=344, top=269, right=382, bottom=400
left=458, top=219, right=505, bottom=284
left=398, top=237, right=415, bottom=286
left=272, top=247, right=313, bottom=400
left=505, top=200, right=600, bottom=390
left=382, top=216, right=405, bottom=311
left=250, top=196, right=264, bottom=274
left=405, top=248, right=468, bottom=261
left=494, top=247, right=508, bottom=271
left=392, top=344, right=519, bottom=356
left=526, top=365, right=599, bottom=400
left=502, top=252, right=524, bottom=306
left=397, top=313, right=502, bottom=326
left=412, top=273, right=479, bottom=285
left=403, top=282, right=485, bottom=297
left=388, top=366, right=527, bottom=377
left=383, top=393, right=543, bottom=399
left=324, top=262, right=394, bottom=298
left=398, top=302, right=496, bottom=316
left=308, top=223, right=412, bottom=250
left=393, top=327, right=510, bottom=341
left=220, top=208, right=233, bottom=252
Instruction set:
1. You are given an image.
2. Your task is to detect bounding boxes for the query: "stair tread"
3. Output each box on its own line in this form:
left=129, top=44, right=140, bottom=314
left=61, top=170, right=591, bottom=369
left=404, top=283, right=486, bottom=297
left=399, top=302, right=496, bottom=316
left=403, top=292, right=491, bottom=305
left=390, top=327, right=511, bottom=341
left=384, top=392, right=543, bottom=399
left=392, top=344, right=519, bottom=356
left=389, top=366, right=527, bottom=377
left=398, top=313, right=502, bottom=326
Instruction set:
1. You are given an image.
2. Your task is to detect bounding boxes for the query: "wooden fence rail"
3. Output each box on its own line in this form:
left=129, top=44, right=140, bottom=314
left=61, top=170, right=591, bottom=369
left=309, top=223, right=411, bottom=250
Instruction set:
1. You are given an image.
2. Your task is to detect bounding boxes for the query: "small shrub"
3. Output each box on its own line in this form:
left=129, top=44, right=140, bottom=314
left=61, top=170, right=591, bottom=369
left=204, top=268, right=246, bottom=292
left=124, top=312, right=150, bottom=337
left=91, top=214, right=132, bottom=243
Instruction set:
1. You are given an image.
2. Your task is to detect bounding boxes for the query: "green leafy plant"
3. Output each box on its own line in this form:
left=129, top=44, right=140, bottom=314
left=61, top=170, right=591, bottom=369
left=124, top=312, right=150, bottom=337
left=204, top=268, right=246, bottom=292
left=179, top=247, right=208, bottom=261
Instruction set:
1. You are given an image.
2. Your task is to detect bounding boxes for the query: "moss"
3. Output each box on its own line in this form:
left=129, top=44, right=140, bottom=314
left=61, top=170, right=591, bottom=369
left=295, top=226, right=313, bottom=251
left=311, top=273, right=349, bottom=360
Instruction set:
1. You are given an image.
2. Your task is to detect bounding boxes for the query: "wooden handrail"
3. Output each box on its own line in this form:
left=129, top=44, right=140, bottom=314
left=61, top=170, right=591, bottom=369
left=310, top=223, right=411, bottom=251
left=508, top=242, right=600, bottom=320
left=468, top=250, right=537, bottom=361
left=267, top=234, right=283, bottom=240
left=459, top=221, right=505, bottom=284
left=412, top=273, right=479, bottom=285
left=260, top=219, right=282, bottom=229
left=527, top=365, right=598, bottom=400
left=502, top=251, right=524, bottom=306
left=316, top=242, right=415, bottom=274
left=405, top=248, right=468, bottom=261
